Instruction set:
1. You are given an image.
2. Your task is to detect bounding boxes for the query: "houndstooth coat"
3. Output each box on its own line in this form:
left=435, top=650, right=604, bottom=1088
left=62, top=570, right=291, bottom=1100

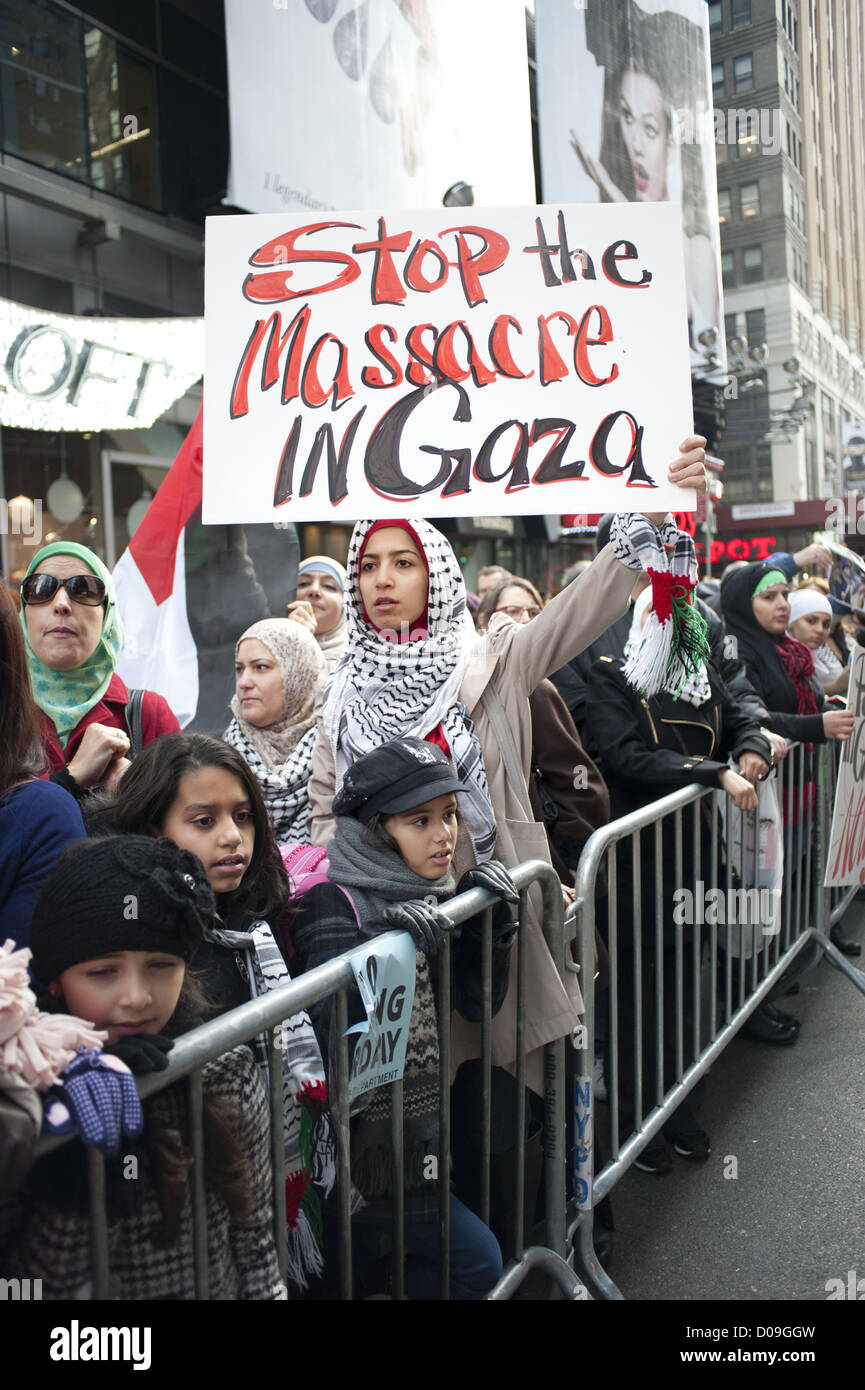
left=2, top=1046, right=287, bottom=1301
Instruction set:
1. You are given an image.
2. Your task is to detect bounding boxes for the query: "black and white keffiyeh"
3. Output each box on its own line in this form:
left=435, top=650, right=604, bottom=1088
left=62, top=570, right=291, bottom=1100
left=610, top=512, right=710, bottom=697
left=208, top=918, right=335, bottom=1290
left=323, top=518, right=497, bottom=862
left=624, top=588, right=712, bottom=706
left=224, top=619, right=326, bottom=844
left=223, top=719, right=317, bottom=844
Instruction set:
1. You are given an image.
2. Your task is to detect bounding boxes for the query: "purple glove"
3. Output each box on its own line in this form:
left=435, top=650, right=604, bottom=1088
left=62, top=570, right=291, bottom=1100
left=43, top=1047, right=143, bottom=1155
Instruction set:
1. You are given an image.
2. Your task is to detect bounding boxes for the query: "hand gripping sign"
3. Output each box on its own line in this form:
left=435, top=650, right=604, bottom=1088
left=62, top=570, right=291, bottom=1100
left=204, top=202, right=695, bottom=523
left=344, top=932, right=416, bottom=1101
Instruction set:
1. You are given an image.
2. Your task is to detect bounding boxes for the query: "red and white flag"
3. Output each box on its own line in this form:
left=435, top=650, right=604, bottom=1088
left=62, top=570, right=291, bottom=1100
left=113, top=409, right=202, bottom=727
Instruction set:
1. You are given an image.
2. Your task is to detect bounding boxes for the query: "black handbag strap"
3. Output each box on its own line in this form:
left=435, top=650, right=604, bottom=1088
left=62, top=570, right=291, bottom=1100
left=125, top=689, right=145, bottom=759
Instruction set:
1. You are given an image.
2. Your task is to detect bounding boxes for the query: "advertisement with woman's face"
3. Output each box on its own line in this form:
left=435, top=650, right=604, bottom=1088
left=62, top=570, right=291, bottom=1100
left=534, top=0, right=724, bottom=376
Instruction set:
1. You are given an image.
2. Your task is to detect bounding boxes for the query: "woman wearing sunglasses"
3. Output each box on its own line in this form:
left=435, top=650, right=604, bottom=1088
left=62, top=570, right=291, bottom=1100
left=19, top=542, right=180, bottom=802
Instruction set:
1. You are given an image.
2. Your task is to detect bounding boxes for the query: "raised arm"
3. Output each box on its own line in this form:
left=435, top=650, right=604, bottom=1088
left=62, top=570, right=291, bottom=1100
left=308, top=718, right=338, bottom=845
left=488, top=436, right=708, bottom=700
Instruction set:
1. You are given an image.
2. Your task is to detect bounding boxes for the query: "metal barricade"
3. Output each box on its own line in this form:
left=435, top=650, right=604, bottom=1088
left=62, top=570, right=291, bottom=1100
left=18, top=859, right=581, bottom=1301
left=568, top=737, right=865, bottom=1301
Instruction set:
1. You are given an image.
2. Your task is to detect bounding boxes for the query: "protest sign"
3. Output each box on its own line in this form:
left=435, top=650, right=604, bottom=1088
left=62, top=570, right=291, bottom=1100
left=203, top=202, right=695, bottom=523
left=824, top=648, right=865, bottom=887
left=345, top=931, right=416, bottom=1101
left=827, top=541, right=865, bottom=617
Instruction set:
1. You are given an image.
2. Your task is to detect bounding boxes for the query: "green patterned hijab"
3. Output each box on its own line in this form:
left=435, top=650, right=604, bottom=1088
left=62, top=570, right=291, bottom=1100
left=19, top=542, right=125, bottom=748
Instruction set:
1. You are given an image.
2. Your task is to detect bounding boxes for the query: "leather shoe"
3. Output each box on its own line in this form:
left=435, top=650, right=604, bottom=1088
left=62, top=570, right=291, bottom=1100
left=830, top=926, right=861, bottom=957
left=741, top=1004, right=799, bottom=1044
left=761, top=1002, right=800, bottom=1030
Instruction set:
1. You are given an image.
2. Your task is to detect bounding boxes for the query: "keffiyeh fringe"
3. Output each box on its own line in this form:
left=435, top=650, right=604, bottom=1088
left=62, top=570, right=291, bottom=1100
left=611, top=513, right=710, bottom=697
left=207, top=921, right=336, bottom=1290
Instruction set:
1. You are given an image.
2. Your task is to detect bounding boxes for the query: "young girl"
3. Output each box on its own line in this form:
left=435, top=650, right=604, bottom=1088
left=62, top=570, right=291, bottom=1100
left=8, top=834, right=286, bottom=1300
left=291, top=736, right=518, bottom=1300
left=106, top=732, right=335, bottom=1290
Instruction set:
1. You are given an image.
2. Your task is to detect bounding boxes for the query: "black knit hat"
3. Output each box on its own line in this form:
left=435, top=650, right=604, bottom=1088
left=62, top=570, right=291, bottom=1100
left=332, top=738, right=464, bottom=822
left=29, top=835, right=214, bottom=984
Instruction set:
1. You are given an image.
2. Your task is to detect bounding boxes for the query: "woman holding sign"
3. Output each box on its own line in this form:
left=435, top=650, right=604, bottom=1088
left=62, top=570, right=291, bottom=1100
left=307, top=438, right=708, bottom=1087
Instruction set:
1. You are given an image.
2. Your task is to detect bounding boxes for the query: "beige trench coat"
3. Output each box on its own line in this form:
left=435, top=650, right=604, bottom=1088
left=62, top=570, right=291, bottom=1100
left=308, top=544, right=635, bottom=1088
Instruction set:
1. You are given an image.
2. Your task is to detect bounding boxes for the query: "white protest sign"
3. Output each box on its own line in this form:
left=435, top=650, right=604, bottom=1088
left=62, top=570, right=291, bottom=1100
left=345, top=932, right=416, bottom=1100
left=824, top=648, right=865, bottom=887
left=203, top=202, right=695, bottom=523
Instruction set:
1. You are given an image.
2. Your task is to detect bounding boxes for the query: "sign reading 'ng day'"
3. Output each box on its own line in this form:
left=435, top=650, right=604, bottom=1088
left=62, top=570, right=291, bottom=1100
left=203, top=202, right=695, bottom=523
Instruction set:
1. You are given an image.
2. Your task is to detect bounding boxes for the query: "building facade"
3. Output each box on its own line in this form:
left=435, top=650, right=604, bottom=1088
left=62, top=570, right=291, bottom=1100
left=0, top=0, right=230, bottom=585
left=711, top=0, right=865, bottom=517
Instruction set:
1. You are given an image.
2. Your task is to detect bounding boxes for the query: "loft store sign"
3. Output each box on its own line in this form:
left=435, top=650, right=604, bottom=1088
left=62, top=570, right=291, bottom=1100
left=0, top=296, right=204, bottom=431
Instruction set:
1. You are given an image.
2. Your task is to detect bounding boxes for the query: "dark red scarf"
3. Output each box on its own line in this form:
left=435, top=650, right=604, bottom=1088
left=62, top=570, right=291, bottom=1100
left=776, top=636, right=818, bottom=715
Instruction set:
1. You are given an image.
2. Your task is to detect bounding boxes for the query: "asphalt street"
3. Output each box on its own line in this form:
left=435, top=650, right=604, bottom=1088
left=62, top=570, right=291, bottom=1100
left=601, top=901, right=865, bottom=1302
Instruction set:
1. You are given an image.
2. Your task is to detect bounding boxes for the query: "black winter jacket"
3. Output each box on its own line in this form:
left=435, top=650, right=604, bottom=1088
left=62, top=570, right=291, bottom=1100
left=552, top=597, right=769, bottom=734
left=582, top=657, right=772, bottom=821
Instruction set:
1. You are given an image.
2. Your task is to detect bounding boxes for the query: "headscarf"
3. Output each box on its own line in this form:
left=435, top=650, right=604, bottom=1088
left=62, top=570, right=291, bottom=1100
left=787, top=588, right=832, bottom=627
left=623, top=587, right=711, bottom=707
left=297, top=555, right=348, bottom=674
left=788, top=588, right=842, bottom=682
left=19, top=542, right=125, bottom=748
left=722, top=562, right=817, bottom=716
left=322, top=519, right=497, bottom=863
left=224, top=619, right=327, bottom=844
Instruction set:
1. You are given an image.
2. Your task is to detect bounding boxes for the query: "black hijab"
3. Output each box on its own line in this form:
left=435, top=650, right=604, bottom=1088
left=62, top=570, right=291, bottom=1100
left=721, top=562, right=824, bottom=739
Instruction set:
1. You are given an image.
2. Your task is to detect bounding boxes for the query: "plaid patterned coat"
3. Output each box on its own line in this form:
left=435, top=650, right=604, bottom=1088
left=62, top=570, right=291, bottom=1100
left=2, top=1046, right=286, bottom=1301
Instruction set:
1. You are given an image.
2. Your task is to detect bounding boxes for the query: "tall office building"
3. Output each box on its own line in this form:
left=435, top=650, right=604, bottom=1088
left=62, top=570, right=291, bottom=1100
left=711, top=0, right=865, bottom=508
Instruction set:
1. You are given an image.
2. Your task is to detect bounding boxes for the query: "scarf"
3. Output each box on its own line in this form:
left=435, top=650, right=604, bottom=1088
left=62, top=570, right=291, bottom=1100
left=623, top=587, right=712, bottom=707
left=814, top=642, right=844, bottom=681
left=722, top=564, right=818, bottom=826
left=721, top=562, right=813, bottom=716
left=206, top=918, right=335, bottom=1290
left=609, top=514, right=709, bottom=697
left=326, top=817, right=453, bottom=1204
left=776, top=637, right=819, bottom=716
left=225, top=619, right=326, bottom=843
left=323, top=519, right=497, bottom=863
left=297, top=555, right=349, bottom=675
left=787, top=589, right=839, bottom=682
left=19, top=542, right=125, bottom=748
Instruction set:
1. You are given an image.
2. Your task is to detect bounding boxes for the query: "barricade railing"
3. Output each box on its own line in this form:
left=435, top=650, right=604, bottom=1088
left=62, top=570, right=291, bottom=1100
left=20, top=859, right=581, bottom=1301
left=16, top=744, right=863, bottom=1302
left=568, top=737, right=865, bottom=1301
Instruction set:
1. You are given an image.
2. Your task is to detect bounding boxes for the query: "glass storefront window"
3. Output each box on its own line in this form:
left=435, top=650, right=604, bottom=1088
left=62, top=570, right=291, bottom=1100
left=84, top=26, right=161, bottom=208
left=0, top=0, right=88, bottom=180
left=0, top=426, right=98, bottom=591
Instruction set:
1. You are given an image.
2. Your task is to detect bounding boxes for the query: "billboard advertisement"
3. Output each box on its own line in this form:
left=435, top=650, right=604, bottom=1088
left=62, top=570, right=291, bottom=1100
left=534, top=0, right=724, bottom=376
left=225, top=0, right=535, bottom=213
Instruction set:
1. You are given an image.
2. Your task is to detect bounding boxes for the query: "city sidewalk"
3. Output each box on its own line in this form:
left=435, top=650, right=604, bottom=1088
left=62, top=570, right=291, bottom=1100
left=606, top=902, right=865, bottom=1301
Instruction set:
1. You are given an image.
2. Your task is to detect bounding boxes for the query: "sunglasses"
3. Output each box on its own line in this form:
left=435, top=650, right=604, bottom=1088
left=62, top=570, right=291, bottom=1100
left=21, top=573, right=107, bottom=607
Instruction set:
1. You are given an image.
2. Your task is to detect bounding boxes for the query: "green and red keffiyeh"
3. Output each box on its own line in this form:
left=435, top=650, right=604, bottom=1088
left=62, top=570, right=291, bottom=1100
left=610, top=513, right=710, bottom=698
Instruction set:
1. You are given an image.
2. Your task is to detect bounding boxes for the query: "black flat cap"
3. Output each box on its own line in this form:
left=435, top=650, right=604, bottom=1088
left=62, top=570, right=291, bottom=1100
left=333, top=738, right=464, bottom=822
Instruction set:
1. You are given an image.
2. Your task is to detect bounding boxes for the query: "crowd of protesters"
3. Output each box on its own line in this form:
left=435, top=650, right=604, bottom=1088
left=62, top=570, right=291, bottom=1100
left=1, top=434, right=863, bottom=1299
